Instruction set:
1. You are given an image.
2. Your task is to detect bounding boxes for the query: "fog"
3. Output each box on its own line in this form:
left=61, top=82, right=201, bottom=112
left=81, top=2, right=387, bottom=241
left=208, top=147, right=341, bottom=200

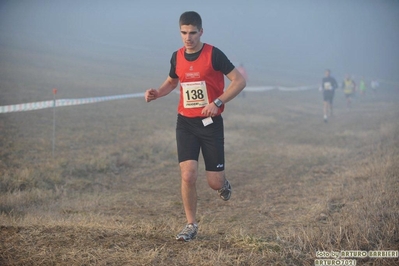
left=1, top=0, right=398, bottom=92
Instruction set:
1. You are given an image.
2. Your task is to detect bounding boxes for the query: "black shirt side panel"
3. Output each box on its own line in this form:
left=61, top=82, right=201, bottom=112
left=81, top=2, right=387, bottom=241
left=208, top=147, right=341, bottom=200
left=169, top=52, right=178, bottom=79
left=212, top=46, right=235, bottom=75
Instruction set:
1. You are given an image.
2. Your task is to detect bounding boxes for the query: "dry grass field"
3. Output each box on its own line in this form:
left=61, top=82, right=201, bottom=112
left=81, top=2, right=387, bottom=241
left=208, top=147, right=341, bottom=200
left=0, top=43, right=398, bottom=265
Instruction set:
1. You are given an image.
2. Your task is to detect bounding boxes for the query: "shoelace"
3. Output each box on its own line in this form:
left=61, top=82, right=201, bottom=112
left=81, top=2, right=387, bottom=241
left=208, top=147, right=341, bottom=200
left=218, top=180, right=229, bottom=193
left=181, top=224, right=196, bottom=234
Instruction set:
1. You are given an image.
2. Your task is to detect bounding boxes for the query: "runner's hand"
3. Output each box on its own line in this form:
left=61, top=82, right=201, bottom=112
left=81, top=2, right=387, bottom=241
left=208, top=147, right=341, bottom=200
left=201, top=102, right=219, bottom=117
left=145, top=89, right=158, bottom=102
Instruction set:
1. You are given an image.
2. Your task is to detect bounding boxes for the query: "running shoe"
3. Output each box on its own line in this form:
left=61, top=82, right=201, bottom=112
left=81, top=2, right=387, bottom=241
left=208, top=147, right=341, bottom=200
left=218, top=179, right=232, bottom=201
left=176, top=223, right=198, bottom=242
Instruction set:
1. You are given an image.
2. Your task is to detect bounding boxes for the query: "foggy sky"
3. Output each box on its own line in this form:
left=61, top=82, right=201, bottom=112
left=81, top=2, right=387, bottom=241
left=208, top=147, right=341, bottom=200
left=1, top=0, right=398, bottom=86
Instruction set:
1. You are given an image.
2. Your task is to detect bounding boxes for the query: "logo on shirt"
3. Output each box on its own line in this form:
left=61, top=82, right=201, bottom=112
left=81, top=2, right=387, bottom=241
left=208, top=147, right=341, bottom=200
left=185, top=72, right=200, bottom=79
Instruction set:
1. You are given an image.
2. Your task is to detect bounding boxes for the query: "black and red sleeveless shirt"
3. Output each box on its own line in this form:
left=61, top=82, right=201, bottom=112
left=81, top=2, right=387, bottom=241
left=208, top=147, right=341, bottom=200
left=172, top=43, right=234, bottom=118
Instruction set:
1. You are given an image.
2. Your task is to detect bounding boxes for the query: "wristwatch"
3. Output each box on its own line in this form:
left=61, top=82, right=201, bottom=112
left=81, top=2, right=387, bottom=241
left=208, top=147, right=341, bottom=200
left=213, top=98, right=223, bottom=108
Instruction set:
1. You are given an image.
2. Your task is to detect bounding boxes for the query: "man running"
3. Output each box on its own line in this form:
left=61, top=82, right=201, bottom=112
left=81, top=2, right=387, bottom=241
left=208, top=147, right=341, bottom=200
left=321, top=69, right=338, bottom=123
left=342, top=74, right=356, bottom=108
left=359, top=76, right=367, bottom=96
left=145, top=11, right=246, bottom=242
left=371, top=79, right=379, bottom=95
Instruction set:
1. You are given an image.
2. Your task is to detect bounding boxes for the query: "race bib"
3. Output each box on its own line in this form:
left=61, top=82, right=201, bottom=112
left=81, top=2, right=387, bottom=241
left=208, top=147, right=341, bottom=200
left=324, top=82, right=332, bottom=90
left=181, top=81, right=209, bottom=108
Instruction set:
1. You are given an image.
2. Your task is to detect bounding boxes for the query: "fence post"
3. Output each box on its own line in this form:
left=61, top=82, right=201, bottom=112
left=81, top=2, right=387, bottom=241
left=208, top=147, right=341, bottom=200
left=52, top=88, right=57, bottom=158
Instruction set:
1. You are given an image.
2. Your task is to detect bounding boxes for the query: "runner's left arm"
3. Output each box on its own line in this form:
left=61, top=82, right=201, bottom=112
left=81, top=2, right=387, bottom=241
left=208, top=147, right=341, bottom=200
left=217, top=68, right=246, bottom=104
left=201, top=68, right=246, bottom=116
left=210, top=47, right=246, bottom=103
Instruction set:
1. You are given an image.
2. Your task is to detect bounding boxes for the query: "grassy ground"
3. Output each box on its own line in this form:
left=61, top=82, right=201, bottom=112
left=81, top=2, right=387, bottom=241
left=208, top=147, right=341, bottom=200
left=0, top=44, right=398, bottom=265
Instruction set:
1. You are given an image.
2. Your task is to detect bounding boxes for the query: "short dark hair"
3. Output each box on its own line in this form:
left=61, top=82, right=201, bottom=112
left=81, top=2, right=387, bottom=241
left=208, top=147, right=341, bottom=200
left=179, top=11, right=202, bottom=30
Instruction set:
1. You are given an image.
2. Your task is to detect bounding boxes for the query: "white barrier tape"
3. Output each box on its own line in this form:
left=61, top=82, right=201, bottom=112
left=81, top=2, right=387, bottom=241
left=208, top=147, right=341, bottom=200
left=0, top=85, right=317, bottom=114
left=0, top=92, right=144, bottom=114
left=380, top=80, right=399, bottom=86
left=278, top=85, right=319, bottom=91
left=243, top=86, right=276, bottom=92
left=244, top=85, right=318, bottom=92
left=0, top=100, right=54, bottom=113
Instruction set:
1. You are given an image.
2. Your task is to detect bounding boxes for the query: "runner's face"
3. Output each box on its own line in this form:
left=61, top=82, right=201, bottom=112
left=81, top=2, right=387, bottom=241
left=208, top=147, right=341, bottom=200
left=180, top=24, right=203, bottom=53
left=325, top=70, right=330, bottom=77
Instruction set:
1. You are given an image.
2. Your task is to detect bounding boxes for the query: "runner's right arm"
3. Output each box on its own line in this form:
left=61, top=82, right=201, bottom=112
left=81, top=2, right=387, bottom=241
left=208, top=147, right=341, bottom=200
left=145, top=76, right=179, bottom=102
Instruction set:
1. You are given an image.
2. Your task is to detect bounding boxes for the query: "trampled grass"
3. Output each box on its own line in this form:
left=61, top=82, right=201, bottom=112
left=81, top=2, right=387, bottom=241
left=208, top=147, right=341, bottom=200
left=0, top=44, right=398, bottom=265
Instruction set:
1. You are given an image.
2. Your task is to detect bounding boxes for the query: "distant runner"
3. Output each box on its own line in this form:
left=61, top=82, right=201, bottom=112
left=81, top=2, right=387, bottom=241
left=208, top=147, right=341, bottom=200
left=321, top=69, right=338, bottom=123
left=342, top=74, right=356, bottom=108
left=370, top=79, right=379, bottom=95
left=359, top=77, right=367, bottom=96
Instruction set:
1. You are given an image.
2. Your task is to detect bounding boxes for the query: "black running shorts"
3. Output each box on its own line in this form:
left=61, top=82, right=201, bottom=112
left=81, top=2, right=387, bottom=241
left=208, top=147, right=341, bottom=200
left=323, top=90, right=335, bottom=104
left=176, top=114, right=225, bottom=171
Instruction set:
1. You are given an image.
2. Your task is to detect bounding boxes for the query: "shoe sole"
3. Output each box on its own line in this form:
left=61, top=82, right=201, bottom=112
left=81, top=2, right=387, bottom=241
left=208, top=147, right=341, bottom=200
left=221, top=194, right=231, bottom=201
left=176, top=236, right=195, bottom=242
